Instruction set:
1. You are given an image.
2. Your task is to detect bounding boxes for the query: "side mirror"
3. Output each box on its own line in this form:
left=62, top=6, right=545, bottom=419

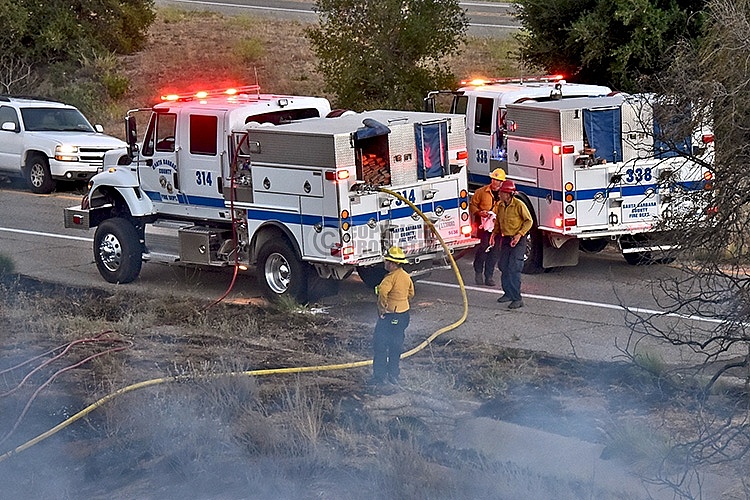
left=423, top=96, right=436, bottom=113
left=94, top=124, right=104, bottom=133
left=1, top=121, right=18, bottom=132
left=125, top=115, right=138, bottom=157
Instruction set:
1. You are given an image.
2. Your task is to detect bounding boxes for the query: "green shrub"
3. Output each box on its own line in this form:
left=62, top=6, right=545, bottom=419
left=0, top=253, right=14, bottom=277
left=233, top=38, right=264, bottom=64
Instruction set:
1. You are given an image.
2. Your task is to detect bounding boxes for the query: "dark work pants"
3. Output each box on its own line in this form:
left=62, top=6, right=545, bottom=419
left=473, top=229, right=497, bottom=279
left=373, top=312, right=410, bottom=383
left=497, top=236, right=525, bottom=301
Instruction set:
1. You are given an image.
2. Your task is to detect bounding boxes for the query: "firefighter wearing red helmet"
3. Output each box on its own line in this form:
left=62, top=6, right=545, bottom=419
left=491, top=180, right=533, bottom=309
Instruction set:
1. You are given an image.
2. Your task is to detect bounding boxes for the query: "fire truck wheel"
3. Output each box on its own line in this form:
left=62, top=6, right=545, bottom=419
left=623, top=251, right=654, bottom=265
left=257, top=240, right=308, bottom=302
left=356, top=265, right=387, bottom=290
left=522, top=227, right=544, bottom=274
left=94, top=218, right=143, bottom=284
left=580, top=238, right=609, bottom=253
left=24, top=153, right=56, bottom=194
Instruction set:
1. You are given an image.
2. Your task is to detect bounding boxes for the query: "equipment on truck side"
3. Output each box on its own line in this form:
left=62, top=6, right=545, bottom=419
left=501, top=93, right=714, bottom=273
left=64, top=85, right=478, bottom=301
left=424, top=75, right=612, bottom=188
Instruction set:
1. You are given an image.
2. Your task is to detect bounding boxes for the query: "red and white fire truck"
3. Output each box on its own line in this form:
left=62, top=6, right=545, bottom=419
left=64, top=86, right=477, bottom=301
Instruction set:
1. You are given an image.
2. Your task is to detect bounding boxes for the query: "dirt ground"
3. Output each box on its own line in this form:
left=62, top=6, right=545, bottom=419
left=0, top=274, right=747, bottom=499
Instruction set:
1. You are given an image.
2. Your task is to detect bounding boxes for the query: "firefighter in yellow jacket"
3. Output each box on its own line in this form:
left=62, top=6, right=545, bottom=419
left=371, top=246, right=414, bottom=385
left=469, top=168, right=505, bottom=286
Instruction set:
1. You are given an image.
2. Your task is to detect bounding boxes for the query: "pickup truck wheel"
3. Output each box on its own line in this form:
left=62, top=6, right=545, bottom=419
left=25, top=154, right=56, bottom=194
left=94, top=218, right=143, bottom=283
left=257, top=240, right=308, bottom=302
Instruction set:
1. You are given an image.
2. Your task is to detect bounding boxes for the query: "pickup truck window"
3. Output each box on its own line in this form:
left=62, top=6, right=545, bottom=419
left=0, top=105, right=19, bottom=129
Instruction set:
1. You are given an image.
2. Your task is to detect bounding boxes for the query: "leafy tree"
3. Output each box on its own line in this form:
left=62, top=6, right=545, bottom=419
left=306, top=0, right=468, bottom=110
left=0, top=0, right=154, bottom=95
left=514, top=0, right=706, bottom=91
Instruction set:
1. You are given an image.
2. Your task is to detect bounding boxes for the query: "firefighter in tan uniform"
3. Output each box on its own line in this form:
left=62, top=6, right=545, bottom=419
left=370, top=246, right=414, bottom=385
left=469, top=168, right=505, bottom=286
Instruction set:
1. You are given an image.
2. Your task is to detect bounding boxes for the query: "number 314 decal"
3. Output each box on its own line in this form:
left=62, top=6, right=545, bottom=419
left=624, top=167, right=652, bottom=183
left=195, top=170, right=213, bottom=186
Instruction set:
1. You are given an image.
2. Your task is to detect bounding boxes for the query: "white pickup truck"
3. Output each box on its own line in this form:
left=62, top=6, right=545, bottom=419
left=0, top=96, right=126, bottom=193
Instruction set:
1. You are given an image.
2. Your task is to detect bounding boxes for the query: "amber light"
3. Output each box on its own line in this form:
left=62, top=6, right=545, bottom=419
left=703, top=171, right=713, bottom=181
left=460, top=189, right=468, bottom=198
left=564, top=182, right=574, bottom=191
left=565, top=193, right=574, bottom=203
left=460, top=201, right=468, bottom=210
left=341, top=210, right=349, bottom=219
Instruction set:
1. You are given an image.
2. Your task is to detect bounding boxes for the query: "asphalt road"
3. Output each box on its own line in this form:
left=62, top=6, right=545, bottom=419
left=154, top=0, right=520, bottom=36
left=0, top=181, right=726, bottom=369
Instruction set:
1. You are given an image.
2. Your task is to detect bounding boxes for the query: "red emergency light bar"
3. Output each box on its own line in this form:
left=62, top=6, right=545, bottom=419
left=160, top=85, right=261, bottom=102
left=460, top=75, right=565, bottom=87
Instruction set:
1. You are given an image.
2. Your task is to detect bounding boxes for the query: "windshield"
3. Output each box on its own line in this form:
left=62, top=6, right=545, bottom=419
left=20, top=107, right=95, bottom=132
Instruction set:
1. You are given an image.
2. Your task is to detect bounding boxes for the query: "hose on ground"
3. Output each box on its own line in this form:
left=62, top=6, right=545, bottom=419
left=0, top=186, right=470, bottom=462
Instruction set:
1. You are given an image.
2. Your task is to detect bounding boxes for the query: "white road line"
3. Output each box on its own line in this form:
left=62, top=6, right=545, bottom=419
left=3, top=226, right=717, bottom=325
left=160, top=0, right=312, bottom=13
left=0, top=227, right=92, bottom=243
left=420, top=280, right=725, bottom=325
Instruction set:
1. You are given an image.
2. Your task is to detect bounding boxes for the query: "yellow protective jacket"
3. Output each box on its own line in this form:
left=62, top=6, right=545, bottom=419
left=377, top=267, right=414, bottom=315
left=469, top=185, right=500, bottom=219
left=493, top=197, right=533, bottom=237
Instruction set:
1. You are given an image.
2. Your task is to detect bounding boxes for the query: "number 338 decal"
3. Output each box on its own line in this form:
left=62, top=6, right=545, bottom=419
left=624, top=167, right=652, bottom=183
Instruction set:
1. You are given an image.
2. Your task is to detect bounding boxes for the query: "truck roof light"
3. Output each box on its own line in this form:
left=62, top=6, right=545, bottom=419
left=160, top=85, right=261, bottom=102
left=460, top=75, right=565, bottom=86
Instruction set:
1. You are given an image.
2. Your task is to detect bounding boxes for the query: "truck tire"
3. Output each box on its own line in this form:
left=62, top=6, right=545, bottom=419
left=24, top=154, right=56, bottom=194
left=623, top=251, right=654, bottom=266
left=257, top=240, right=308, bottom=302
left=580, top=238, right=609, bottom=253
left=94, top=218, right=143, bottom=283
left=522, top=226, right=544, bottom=274
left=357, top=265, right=387, bottom=290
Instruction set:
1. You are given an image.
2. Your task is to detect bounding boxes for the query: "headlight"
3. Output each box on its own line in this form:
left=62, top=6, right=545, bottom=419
left=55, top=145, right=79, bottom=161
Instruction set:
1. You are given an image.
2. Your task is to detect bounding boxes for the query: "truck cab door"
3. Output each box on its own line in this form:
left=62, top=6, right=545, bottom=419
left=176, top=110, right=226, bottom=215
left=138, top=111, right=180, bottom=207
left=0, top=105, right=22, bottom=170
left=465, top=96, right=494, bottom=185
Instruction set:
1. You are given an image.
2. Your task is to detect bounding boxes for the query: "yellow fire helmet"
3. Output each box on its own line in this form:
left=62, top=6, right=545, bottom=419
left=489, top=168, right=506, bottom=181
left=384, top=246, right=408, bottom=264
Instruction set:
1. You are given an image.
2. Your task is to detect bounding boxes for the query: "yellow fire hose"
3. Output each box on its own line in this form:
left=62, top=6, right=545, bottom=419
left=0, top=187, right=470, bottom=462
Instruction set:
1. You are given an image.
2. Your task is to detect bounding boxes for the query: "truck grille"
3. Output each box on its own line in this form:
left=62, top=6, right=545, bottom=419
left=78, top=147, right=112, bottom=167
